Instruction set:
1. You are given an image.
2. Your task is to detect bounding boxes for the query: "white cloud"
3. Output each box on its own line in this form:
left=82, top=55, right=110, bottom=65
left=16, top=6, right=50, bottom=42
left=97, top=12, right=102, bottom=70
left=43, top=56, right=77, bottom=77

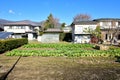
left=9, top=10, right=15, bottom=14
left=8, top=10, right=22, bottom=16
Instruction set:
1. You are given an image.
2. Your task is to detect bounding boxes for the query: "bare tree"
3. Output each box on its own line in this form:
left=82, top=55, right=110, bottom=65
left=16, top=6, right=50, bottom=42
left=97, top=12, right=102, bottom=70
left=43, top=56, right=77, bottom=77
left=106, top=21, right=120, bottom=44
left=84, top=26, right=101, bottom=44
left=73, top=13, right=91, bottom=22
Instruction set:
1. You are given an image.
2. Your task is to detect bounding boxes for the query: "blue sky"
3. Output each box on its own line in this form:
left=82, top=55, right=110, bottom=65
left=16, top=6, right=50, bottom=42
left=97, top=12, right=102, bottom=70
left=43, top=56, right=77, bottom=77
left=0, top=0, right=120, bottom=24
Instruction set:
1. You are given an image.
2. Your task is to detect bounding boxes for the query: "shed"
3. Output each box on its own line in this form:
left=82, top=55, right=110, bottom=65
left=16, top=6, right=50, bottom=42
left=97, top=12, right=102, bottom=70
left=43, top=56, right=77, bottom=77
left=38, top=28, right=63, bottom=43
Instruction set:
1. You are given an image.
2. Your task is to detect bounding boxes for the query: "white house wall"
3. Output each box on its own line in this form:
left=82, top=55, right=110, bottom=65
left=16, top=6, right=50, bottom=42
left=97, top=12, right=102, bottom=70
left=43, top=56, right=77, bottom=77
left=25, top=26, right=33, bottom=32
left=72, top=24, right=97, bottom=43
left=4, top=26, right=9, bottom=30
left=40, top=33, right=60, bottom=43
left=5, top=29, right=26, bottom=33
left=28, top=33, right=34, bottom=40
left=74, top=24, right=97, bottom=34
left=100, top=21, right=119, bottom=29
left=4, top=26, right=33, bottom=33
left=74, top=35, right=91, bottom=43
left=4, top=25, right=36, bottom=40
left=12, top=34, right=22, bottom=38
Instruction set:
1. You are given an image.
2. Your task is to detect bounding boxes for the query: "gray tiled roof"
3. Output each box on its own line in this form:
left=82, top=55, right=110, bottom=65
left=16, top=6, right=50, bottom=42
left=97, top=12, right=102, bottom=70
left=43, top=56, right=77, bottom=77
left=72, top=21, right=97, bottom=25
left=4, top=20, right=40, bottom=26
left=94, top=18, right=120, bottom=21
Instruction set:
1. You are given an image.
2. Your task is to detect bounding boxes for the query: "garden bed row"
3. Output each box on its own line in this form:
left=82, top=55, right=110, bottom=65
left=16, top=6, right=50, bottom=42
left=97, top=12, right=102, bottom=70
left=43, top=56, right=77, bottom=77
left=6, top=43, right=120, bottom=57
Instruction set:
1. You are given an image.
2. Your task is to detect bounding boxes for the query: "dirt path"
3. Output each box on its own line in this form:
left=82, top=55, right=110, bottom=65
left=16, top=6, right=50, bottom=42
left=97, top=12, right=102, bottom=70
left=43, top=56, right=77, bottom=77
left=0, top=54, right=19, bottom=79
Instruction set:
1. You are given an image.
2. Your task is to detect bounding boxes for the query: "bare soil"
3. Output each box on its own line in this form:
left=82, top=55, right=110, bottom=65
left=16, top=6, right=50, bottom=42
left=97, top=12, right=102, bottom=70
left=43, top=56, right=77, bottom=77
left=0, top=54, right=120, bottom=80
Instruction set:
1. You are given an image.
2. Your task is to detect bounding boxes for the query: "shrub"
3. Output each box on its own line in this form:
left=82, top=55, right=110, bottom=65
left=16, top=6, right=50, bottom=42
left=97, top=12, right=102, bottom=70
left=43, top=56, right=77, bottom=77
left=6, top=43, right=120, bottom=57
left=0, top=38, right=28, bottom=53
left=59, top=33, right=66, bottom=41
left=59, top=33, right=72, bottom=42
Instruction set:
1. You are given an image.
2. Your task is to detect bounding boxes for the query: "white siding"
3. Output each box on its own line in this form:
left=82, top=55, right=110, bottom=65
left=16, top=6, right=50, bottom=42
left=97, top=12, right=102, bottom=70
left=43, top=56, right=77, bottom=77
left=28, top=33, right=34, bottom=40
left=4, top=26, right=9, bottom=31
left=4, top=25, right=36, bottom=40
left=75, top=26, right=83, bottom=34
left=72, top=24, right=97, bottom=43
left=100, top=21, right=119, bottom=28
left=116, top=22, right=118, bottom=26
left=4, top=26, right=33, bottom=33
left=74, top=35, right=90, bottom=43
left=37, top=36, right=42, bottom=42
left=40, top=33, right=60, bottom=43
left=74, top=24, right=97, bottom=34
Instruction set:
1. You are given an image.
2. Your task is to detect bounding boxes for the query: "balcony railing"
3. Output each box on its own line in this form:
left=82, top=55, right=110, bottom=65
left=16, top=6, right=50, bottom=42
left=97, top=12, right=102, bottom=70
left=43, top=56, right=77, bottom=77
left=5, top=29, right=33, bottom=33
left=100, top=26, right=120, bottom=29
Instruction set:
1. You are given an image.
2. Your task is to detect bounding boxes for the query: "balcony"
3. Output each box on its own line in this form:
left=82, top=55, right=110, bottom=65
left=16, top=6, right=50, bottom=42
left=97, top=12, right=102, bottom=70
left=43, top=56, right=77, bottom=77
left=5, top=29, right=26, bottom=33
left=100, top=26, right=120, bottom=29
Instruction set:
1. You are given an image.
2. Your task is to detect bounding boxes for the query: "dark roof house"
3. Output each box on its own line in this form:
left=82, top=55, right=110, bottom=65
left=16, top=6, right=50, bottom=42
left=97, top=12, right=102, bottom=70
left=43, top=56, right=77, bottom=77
left=94, top=18, right=120, bottom=22
left=72, top=21, right=97, bottom=25
left=4, top=20, right=40, bottom=26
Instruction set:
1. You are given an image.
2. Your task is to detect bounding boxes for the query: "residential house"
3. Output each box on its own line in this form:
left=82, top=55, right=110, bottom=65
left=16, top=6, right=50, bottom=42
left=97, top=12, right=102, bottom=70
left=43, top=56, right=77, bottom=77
left=38, top=28, right=63, bottom=43
left=3, top=20, right=41, bottom=40
left=94, top=18, right=120, bottom=43
left=71, top=18, right=120, bottom=44
left=71, top=21, right=97, bottom=43
left=0, top=19, right=13, bottom=32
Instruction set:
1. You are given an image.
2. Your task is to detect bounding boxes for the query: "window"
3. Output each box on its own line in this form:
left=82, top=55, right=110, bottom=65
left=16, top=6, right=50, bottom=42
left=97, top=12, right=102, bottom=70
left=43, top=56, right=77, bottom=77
left=9, top=26, right=12, bottom=29
left=118, top=34, right=120, bottom=40
left=111, top=21, right=116, bottom=27
left=75, top=26, right=83, bottom=34
left=14, top=26, right=25, bottom=29
left=105, top=34, right=108, bottom=40
left=29, top=26, right=33, bottom=30
left=17, top=26, right=21, bottom=29
left=21, top=26, right=25, bottom=29
left=102, top=22, right=111, bottom=26
left=109, top=35, right=111, bottom=40
left=118, top=22, right=120, bottom=26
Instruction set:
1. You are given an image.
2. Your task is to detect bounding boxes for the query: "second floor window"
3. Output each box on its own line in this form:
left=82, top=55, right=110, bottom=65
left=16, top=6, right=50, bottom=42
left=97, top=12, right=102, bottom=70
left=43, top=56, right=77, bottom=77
left=9, top=26, right=12, bottom=29
left=102, top=21, right=118, bottom=28
left=29, top=26, right=33, bottom=30
left=118, top=22, right=120, bottom=26
left=102, top=22, right=111, bottom=27
left=17, top=26, right=25, bottom=29
left=75, top=26, right=83, bottom=34
left=9, top=26, right=25, bottom=29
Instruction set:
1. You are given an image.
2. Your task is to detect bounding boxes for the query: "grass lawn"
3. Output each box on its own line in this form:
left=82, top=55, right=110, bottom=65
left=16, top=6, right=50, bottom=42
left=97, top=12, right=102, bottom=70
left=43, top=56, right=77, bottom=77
left=0, top=42, right=120, bottom=80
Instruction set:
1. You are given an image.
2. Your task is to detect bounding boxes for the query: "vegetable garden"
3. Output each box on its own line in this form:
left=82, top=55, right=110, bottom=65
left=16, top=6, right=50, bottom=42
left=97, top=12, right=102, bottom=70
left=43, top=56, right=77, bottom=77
left=6, top=43, right=120, bottom=57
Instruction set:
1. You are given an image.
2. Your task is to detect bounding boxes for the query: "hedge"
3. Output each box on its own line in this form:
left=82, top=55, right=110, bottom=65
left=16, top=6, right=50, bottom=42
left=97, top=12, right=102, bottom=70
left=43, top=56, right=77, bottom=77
left=0, top=38, right=28, bottom=53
